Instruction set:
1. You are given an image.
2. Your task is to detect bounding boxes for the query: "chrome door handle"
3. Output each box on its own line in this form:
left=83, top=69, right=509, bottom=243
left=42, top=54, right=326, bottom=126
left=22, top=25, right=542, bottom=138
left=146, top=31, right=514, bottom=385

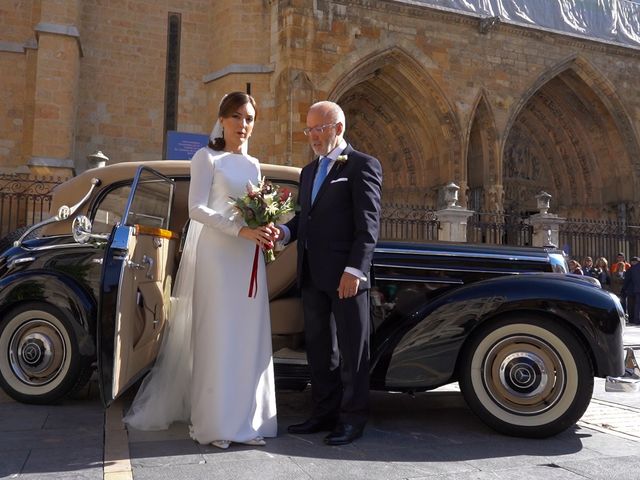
left=127, top=255, right=154, bottom=279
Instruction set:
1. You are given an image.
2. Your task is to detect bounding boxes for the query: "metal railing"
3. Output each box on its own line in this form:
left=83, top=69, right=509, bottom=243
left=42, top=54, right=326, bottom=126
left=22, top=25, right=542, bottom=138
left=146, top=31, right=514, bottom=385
left=2, top=175, right=637, bottom=265
left=559, top=218, right=640, bottom=263
left=467, top=212, right=533, bottom=246
left=0, top=174, right=66, bottom=238
left=379, top=203, right=439, bottom=242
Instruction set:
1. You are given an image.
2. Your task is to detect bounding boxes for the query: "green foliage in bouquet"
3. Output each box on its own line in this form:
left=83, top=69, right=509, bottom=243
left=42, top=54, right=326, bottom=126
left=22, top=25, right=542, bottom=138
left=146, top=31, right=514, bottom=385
left=230, top=177, right=294, bottom=262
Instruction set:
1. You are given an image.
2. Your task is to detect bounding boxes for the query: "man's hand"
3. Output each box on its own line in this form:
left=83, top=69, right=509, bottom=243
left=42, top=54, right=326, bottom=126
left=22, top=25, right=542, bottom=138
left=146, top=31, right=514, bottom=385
left=274, top=224, right=285, bottom=242
left=267, top=223, right=281, bottom=244
left=338, top=271, right=360, bottom=299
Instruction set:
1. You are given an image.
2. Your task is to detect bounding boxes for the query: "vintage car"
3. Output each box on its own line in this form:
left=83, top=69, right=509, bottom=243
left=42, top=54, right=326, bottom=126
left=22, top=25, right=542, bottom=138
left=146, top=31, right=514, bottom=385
left=0, top=161, right=626, bottom=438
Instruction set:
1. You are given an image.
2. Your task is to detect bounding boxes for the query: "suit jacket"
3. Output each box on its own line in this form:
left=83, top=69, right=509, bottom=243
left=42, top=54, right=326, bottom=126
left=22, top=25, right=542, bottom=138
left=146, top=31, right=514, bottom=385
left=623, top=263, right=640, bottom=295
left=285, top=144, right=383, bottom=291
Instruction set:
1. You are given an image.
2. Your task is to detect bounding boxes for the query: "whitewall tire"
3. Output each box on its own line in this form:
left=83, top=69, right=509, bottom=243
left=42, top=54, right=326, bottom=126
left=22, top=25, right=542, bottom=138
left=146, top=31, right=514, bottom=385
left=0, top=302, right=92, bottom=404
left=459, top=314, right=594, bottom=438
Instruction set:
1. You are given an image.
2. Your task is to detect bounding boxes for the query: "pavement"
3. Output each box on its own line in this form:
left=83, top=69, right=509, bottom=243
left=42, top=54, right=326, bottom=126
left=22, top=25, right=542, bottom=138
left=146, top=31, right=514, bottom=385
left=1, top=326, right=640, bottom=480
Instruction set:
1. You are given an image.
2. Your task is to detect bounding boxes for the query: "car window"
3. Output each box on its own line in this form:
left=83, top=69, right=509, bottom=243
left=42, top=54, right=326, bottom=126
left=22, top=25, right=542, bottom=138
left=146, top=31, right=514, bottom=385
left=125, top=170, right=173, bottom=229
left=92, top=185, right=132, bottom=234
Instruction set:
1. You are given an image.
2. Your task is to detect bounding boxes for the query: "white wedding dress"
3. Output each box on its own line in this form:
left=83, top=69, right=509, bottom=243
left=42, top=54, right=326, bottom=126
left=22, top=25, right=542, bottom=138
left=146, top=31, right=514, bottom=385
left=124, top=147, right=277, bottom=444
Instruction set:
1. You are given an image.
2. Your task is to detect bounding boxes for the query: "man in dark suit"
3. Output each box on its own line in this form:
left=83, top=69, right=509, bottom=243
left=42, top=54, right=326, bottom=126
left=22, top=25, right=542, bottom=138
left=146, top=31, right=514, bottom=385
left=622, top=256, right=640, bottom=325
left=278, top=101, right=382, bottom=445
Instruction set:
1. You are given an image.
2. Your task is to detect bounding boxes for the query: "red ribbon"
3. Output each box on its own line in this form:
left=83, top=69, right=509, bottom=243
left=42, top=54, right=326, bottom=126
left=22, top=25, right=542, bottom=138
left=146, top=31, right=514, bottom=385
left=248, top=244, right=259, bottom=298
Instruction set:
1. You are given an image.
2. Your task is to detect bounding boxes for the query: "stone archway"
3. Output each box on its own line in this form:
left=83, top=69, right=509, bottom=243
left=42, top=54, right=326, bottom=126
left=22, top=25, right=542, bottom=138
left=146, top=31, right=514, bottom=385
left=328, top=48, right=461, bottom=207
left=466, top=92, right=501, bottom=212
left=502, top=56, right=640, bottom=219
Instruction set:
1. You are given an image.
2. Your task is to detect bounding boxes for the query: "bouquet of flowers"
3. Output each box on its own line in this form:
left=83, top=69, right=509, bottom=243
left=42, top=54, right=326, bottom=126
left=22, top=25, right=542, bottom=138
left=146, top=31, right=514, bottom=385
left=230, top=177, right=294, bottom=261
left=230, top=177, right=294, bottom=296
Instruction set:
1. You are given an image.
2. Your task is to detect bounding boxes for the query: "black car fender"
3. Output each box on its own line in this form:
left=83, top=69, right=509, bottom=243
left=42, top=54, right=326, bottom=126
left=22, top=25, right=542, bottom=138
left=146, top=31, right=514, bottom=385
left=0, top=270, right=97, bottom=357
left=377, top=273, right=624, bottom=390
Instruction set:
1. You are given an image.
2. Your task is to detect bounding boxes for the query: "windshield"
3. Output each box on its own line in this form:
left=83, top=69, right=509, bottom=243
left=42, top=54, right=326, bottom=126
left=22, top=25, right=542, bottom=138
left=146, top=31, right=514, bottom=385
left=549, top=253, right=569, bottom=273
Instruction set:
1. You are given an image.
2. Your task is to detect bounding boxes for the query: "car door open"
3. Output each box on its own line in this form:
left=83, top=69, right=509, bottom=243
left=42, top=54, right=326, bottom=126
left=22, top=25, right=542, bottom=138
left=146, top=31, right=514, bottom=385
left=97, top=166, right=177, bottom=406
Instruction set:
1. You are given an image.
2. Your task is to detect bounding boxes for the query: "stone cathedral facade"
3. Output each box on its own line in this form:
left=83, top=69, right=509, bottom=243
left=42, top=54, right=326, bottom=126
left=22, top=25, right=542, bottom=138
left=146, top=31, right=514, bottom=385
left=2, top=0, right=640, bottom=222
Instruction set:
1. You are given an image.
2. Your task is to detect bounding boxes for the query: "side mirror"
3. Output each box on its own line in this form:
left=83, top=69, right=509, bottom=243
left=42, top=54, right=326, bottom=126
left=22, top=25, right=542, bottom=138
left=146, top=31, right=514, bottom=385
left=72, top=215, right=93, bottom=244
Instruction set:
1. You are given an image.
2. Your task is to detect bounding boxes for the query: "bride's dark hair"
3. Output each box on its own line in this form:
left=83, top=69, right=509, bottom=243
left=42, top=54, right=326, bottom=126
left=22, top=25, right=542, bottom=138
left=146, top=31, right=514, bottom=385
left=209, top=92, right=257, bottom=151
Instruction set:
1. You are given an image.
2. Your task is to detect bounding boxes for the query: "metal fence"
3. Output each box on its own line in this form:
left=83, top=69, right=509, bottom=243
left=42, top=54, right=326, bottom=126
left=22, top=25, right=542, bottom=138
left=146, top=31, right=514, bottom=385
left=379, top=203, right=439, bottom=241
left=0, top=174, right=65, bottom=238
left=467, top=212, right=533, bottom=246
left=559, top=218, right=640, bottom=264
left=2, top=176, right=638, bottom=265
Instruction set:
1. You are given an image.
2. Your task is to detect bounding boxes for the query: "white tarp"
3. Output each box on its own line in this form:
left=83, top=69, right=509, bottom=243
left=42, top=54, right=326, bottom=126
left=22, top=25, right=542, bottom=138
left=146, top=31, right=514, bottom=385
left=411, top=0, right=640, bottom=48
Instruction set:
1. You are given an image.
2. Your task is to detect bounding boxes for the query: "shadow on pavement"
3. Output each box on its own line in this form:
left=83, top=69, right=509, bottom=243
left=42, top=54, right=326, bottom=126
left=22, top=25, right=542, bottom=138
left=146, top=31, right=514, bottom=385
left=126, top=389, right=589, bottom=468
left=0, top=381, right=104, bottom=479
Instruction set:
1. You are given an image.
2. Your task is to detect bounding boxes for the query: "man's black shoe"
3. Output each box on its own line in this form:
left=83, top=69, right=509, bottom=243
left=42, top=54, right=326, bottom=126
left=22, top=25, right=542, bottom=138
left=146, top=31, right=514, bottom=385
left=323, top=423, right=364, bottom=445
left=287, top=417, right=336, bottom=434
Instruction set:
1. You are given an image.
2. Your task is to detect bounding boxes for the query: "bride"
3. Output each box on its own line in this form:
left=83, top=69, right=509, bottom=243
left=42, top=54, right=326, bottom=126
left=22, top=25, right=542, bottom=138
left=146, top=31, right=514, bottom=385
left=124, top=92, right=278, bottom=449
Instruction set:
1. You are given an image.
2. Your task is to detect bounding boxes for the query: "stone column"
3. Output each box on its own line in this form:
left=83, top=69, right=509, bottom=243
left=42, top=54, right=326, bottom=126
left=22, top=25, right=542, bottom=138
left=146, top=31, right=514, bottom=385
left=436, top=182, right=475, bottom=242
left=527, top=191, right=566, bottom=248
left=28, top=0, right=82, bottom=176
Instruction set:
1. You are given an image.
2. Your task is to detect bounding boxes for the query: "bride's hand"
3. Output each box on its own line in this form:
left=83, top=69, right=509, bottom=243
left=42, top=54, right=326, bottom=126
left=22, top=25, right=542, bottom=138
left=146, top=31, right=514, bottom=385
left=239, top=226, right=275, bottom=249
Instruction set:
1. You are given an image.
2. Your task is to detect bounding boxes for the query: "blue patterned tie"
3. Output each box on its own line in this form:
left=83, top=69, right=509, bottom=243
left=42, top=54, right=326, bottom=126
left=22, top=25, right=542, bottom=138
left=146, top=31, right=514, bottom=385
left=311, top=156, right=330, bottom=203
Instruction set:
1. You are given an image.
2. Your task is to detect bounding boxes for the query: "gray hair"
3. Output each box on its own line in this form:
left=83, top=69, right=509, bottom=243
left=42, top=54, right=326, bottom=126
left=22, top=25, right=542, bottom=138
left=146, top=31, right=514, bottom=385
left=310, top=101, right=346, bottom=133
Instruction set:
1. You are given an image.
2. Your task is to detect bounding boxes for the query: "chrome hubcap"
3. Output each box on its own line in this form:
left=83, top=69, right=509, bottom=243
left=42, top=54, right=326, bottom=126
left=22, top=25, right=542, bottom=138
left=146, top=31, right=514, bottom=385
left=9, top=319, right=66, bottom=386
left=499, top=352, right=548, bottom=397
left=483, top=336, right=565, bottom=415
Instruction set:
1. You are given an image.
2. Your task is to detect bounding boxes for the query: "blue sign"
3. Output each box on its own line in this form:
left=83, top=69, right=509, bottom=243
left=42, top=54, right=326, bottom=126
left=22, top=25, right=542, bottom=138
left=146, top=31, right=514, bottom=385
left=166, top=131, right=209, bottom=160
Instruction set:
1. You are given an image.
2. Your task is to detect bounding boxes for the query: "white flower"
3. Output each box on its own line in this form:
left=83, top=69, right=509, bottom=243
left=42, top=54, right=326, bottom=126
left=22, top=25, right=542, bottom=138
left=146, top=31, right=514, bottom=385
left=336, top=154, right=348, bottom=163
left=266, top=203, right=279, bottom=215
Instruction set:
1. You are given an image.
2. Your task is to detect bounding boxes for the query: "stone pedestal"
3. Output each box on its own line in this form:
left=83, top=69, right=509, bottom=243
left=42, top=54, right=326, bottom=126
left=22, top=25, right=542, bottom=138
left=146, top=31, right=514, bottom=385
left=436, top=207, right=475, bottom=242
left=528, top=213, right=565, bottom=248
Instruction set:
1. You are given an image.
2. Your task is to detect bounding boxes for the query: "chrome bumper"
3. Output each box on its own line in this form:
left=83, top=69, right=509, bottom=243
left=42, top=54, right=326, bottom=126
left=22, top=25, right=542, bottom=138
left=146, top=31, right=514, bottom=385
left=605, top=347, right=640, bottom=393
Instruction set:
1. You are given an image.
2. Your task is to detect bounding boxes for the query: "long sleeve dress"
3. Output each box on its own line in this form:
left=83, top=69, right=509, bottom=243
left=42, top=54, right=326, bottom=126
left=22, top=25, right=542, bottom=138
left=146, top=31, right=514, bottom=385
left=123, top=147, right=277, bottom=442
left=187, top=147, right=277, bottom=443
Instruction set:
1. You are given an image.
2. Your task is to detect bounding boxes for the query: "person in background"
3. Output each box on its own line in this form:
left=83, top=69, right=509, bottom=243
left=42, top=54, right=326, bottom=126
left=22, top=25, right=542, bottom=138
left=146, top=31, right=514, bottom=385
left=611, top=252, right=630, bottom=276
left=622, top=256, right=640, bottom=325
left=568, top=259, right=584, bottom=275
left=611, top=254, right=629, bottom=312
left=593, top=256, right=611, bottom=290
left=582, top=256, right=595, bottom=277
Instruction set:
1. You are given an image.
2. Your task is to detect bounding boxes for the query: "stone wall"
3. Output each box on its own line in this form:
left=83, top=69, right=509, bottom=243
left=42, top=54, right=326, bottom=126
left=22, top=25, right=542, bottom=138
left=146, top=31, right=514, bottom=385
left=1, top=0, right=640, bottom=220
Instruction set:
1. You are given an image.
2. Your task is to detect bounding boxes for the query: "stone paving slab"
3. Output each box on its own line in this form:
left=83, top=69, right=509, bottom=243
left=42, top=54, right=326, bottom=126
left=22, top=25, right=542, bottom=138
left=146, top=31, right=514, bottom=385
left=556, top=455, right=640, bottom=479
left=0, top=384, right=103, bottom=479
left=129, top=439, right=204, bottom=468
left=130, top=456, right=310, bottom=480
left=20, top=444, right=103, bottom=476
left=0, top=449, right=30, bottom=478
left=424, top=465, right=590, bottom=480
left=580, top=398, right=640, bottom=439
left=15, top=472, right=103, bottom=480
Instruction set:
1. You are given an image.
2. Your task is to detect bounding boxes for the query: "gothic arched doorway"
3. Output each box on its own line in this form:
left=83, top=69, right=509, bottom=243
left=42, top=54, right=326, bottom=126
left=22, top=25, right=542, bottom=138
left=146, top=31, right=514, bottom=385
left=329, top=48, right=461, bottom=207
left=503, top=58, right=638, bottom=220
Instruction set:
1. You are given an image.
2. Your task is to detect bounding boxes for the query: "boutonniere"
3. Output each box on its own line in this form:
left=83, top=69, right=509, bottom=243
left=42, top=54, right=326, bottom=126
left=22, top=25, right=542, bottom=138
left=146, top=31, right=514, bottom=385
left=336, top=154, right=348, bottom=163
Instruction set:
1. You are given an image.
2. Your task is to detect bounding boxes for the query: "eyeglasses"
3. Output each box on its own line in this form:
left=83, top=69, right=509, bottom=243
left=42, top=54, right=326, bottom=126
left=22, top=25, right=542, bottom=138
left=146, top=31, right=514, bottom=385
left=303, top=123, right=338, bottom=136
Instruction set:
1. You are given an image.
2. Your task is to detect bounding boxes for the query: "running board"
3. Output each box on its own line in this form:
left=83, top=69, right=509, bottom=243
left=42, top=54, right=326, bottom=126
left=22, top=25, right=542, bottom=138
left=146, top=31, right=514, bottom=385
left=273, top=347, right=308, bottom=366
